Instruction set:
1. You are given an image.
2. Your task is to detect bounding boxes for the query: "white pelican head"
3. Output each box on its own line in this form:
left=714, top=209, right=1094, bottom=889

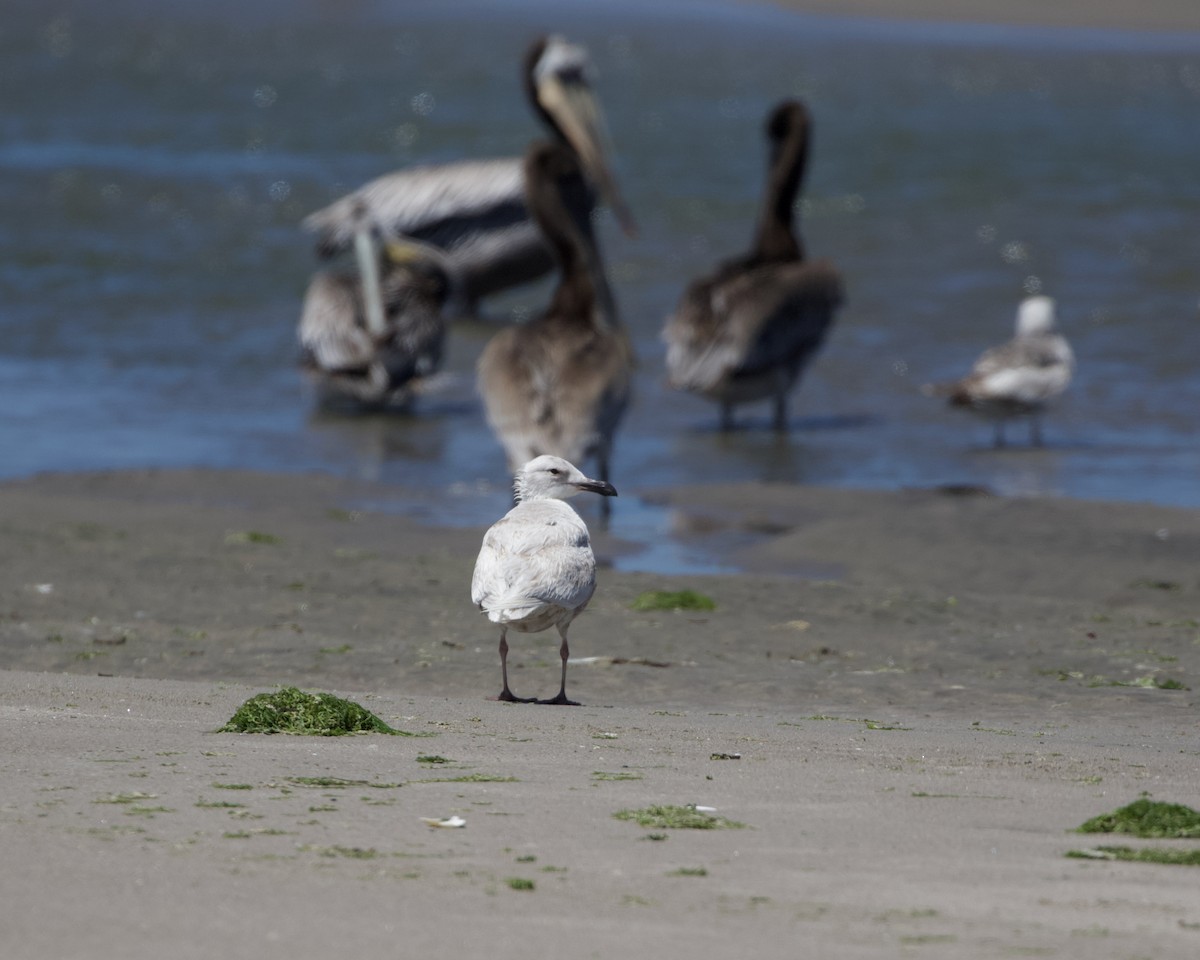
left=526, top=35, right=636, bottom=237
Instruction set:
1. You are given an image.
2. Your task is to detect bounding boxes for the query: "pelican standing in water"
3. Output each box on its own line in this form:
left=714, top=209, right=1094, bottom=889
left=924, top=295, right=1074, bottom=447
left=297, top=218, right=453, bottom=409
left=302, top=34, right=634, bottom=320
left=471, top=455, right=617, bottom=705
left=662, top=99, right=843, bottom=431
left=476, top=140, right=634, bottom=521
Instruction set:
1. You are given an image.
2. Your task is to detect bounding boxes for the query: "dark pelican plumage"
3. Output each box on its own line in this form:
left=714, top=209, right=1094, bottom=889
left=297, top=226, right=452, bottom=409
left=302, top=35, right=634, bottom=319
left=476, top=140, right=633, bottom=521
left=662, top=99, right=843, bottom=431
left=923, top=295, right=1074, bottom=448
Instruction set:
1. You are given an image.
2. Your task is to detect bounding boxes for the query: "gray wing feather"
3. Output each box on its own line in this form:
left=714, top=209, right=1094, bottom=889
left=471, top=505, right=596, bottom=616
left=298, top=272, right=373, bottom=370
left=665, top=259, right=842, bottom=392
left=304, top=158, right=525, bottom=256
left=965, top=333, right=1074, bottom=404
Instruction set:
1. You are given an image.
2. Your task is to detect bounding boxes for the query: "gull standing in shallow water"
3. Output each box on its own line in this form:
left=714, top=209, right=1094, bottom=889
left=662, top=99, right=843, bottom=431
left=476, top=139, right=633, bottom=521
left=471, top=455, right=617, bottom=705
left=924, top=295, right=1074, bottom=448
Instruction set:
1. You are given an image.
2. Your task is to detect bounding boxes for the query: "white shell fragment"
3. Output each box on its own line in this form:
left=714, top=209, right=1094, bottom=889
left=420, top=815, right=466, bottom=829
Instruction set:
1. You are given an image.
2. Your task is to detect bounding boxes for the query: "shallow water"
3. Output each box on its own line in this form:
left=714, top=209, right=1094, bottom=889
left=2, top=0, right=1198, bottom=573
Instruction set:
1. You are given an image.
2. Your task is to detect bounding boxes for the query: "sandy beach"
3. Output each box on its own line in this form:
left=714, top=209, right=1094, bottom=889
left=2, top=466, right=1199, bottom=958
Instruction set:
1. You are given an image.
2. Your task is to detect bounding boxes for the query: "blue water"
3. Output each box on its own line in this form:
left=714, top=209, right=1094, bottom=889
left=2, top=0, right=1198, bottom=572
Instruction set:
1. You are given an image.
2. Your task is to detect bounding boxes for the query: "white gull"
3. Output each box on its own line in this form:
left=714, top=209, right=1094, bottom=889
left=925, top=295, right=1074, bottom=448
left=470, top=455, right=617, bottom=705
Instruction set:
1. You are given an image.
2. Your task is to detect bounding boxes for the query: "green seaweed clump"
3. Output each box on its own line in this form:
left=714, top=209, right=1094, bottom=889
left=613, top=804, right=744, bottom=830
left=218, top=687, right=405, bottom=736
left=1076, top=798, right=1200, bottom=839
left=1067, top=846, right=1200, bottom=867
left=630, top=590, right=716, bottom=612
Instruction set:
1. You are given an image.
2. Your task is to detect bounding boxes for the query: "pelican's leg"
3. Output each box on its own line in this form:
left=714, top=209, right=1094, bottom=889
left=1030, top=415, right=1044, bottom=447
left=450, top=294, right=483, bottom=325
left=538, top=625, right=580, bottom=706
left=497, top=627, right=535, bottom=703
left=992, top=420, right=1006, bottom=449
left=719, top=402, right=734, bottom=432
left=363, top=361, right=391, bottom=407
left=772, top=390, right=789, bottom=433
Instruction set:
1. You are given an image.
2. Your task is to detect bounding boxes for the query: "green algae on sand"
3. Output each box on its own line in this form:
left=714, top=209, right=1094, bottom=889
left=614, top=804, right=745, bottom=830
left=630, top=590, right=716, bottom=612
left=1068, top=798, right=1200, bottom=867
left=1076, top=798, right=1200, bottom=839
left=1067, top=846, right=1200, bottom=866
left=218, top=686, right=409, bottom=736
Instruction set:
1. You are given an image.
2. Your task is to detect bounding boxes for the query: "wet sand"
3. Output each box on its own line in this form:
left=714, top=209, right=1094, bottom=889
left=2, top=467, right=1198, bottom=958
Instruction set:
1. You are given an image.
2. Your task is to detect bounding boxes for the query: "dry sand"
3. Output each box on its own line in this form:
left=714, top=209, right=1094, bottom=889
left=2, top=466, right=1198, bottom=959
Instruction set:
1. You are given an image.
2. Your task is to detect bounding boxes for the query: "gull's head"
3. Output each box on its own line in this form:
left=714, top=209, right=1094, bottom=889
left=514, top=455, right=618, bottom=503
left=1016, top=296, right=1057, bottom=336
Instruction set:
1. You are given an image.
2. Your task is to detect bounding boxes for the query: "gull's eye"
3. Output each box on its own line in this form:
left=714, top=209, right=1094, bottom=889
left=548, top=468, right=562, bottom=476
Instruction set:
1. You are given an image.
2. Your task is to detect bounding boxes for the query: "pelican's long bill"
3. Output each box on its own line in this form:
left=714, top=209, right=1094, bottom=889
left=534, top=39, right=637, bottom=237
left=353, top=224, right=387, bottom=337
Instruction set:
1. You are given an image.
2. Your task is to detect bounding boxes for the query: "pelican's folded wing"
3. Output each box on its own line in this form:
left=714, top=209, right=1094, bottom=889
left=304, top=159, right=526, bottom=258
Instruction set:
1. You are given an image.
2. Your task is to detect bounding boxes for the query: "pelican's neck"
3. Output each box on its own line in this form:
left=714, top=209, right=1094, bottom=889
left=530, top=164, right=615, bottom=330
left=750, top=114, right=808, bottom=265
left=545, top=219, right=615, bottom=330
left=523, top=37, right=562, bottom=142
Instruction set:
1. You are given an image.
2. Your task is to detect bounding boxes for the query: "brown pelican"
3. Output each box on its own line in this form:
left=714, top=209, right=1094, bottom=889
left=471, top=455, right=617, bottom=705
left=297, top=231, right=452, bottom=409
left=662, top=99, right=843, bottom=431
left=302, top=35, right=634, bottom=319
left=924, top=295, right=1074, bottom=447
left=476, top=140, right=634, bottom=520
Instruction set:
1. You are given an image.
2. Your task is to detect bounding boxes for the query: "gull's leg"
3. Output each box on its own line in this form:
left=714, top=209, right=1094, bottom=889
left=539, top=625, right=580, bottom=706
left=496, top=627, right=535, bottom=703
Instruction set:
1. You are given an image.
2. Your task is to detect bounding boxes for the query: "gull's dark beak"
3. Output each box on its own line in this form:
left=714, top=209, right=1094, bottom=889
left=575, top=479, right=618, bottom=498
